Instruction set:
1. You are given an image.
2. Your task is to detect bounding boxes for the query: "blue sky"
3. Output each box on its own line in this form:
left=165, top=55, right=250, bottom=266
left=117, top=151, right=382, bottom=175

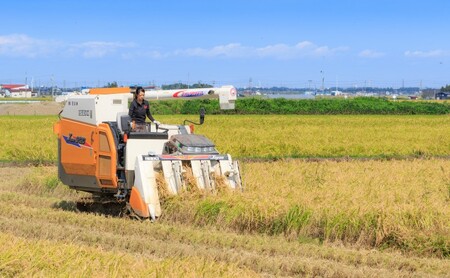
left=1, top=0, right=450, bottom=89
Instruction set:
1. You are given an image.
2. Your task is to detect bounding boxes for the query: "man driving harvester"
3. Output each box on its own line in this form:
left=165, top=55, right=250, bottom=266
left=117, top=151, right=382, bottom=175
left=128, top=86, right=160, bottom=131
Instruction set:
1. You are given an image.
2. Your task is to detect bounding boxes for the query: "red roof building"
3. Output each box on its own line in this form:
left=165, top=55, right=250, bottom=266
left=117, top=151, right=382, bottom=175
left=0, top=84, right=33, bottom=97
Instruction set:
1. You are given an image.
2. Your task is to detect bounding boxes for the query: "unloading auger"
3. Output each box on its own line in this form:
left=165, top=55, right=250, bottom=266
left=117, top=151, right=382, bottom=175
left=53, top=86, right=242, bottom=220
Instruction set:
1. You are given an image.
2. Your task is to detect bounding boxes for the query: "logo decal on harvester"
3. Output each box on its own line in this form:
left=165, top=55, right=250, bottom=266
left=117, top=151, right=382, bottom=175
left=172, top=90, right=206, bottom=98
left=78, top=110, right=92, bottom=118
left=63, top=133, right=92, bottom=149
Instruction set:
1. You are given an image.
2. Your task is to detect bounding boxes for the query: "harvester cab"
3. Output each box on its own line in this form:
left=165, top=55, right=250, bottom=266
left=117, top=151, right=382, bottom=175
left=53, top=86, right=242, bottom=220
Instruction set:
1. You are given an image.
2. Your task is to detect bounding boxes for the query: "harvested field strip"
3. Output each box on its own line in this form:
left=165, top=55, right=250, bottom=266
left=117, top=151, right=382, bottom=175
left=0, top=233, right=256, bottom=278
left=0, top=203, right=448, bottom=277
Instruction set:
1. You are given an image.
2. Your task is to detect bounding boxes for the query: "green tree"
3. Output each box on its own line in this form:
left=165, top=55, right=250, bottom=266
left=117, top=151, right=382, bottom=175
left=162, top=82, right=213, bottom=90
left=106, top=81, right=118, bottom=88
left=190, top=81, right=213, bottom=88
left=162, top=83, right=189, bottom=90
left=421, top=89, right=438, bottom=99
left=440, top=84, right=450, bottom=92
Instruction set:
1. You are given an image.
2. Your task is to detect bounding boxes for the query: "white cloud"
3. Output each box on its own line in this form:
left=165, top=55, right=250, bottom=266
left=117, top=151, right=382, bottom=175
left=0, top=34, right=60, bottom=57
left=174, top=43, right=252, bottom=58
left=296, top=41, right=314, bottom=49
left=312, top=46, right=349, bottom=56
left=0, top=33, right=135, bottom=58
left=358, top=49, right=385, bottom=58
left=122, top=50, right=165, bottom=59
left=176, top=41, right=348, bottom=59
left=404, top=50, right=450, bottom=58
left=256, top=43, right=293, bottom=58
left=0, top=34, right=349, bottom=60
left=72, top=41, right=136, bottom=58
left=257, top=42, right=348, bottom=58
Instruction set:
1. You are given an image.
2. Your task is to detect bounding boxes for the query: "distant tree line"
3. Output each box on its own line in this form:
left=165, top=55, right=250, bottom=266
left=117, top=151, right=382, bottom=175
left=33, top=81, right=450, bottom=96
left=421, top=89, right=439, bottom=99
left=161, top=82, right=213, bottom=90
left=440, top=84, right=450, bottom=92
left=150, top=97, right=450, bottom=115
left=240, top=87, right=423, bottom=94
left=100, top=81, right=214, bottom=90
left=105, top=81, right=118, bottom=88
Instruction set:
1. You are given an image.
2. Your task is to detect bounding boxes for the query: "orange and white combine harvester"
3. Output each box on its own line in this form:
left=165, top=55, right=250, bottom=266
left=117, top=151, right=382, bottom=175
left=53, top=86, right=242, bottom=220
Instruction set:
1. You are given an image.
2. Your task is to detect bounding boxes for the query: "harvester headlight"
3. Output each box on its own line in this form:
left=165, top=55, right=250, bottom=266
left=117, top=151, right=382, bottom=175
left=195, top=147, right=202, bottom=153
left=208, top=147, right=215, bottom=152
left=187, top=147, right=195, bottom=152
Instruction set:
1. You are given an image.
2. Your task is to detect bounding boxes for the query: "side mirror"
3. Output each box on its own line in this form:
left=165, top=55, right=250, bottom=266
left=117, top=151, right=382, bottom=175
left=199, top=107, right=205, bottom=125
left=183, top=108, right=205, bottom=126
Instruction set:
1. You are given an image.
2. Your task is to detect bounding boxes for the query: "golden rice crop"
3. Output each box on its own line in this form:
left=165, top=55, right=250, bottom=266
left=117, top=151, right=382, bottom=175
left=0, top=115, right=449, bottom=162
left=190, top=114, right=450, bottom=158
left=163, top=158, right=450, bottom=257
left=0, top=115, right=57, bottom=162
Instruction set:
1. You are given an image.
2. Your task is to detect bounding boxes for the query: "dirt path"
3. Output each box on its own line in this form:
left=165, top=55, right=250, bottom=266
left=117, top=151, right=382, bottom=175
left=0, top=166, right=32, bottom=187
left=0, top=102, right=64, bottom=116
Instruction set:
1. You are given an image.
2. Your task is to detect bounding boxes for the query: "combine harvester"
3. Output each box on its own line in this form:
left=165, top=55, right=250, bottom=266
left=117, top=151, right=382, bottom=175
left=53, top=86, right=242, bottom=220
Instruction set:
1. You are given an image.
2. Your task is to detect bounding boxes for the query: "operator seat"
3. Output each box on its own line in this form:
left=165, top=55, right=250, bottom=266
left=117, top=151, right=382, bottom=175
left=116, top=112, right=131, bottom=134
left=115, top=112, right=131, bottom=169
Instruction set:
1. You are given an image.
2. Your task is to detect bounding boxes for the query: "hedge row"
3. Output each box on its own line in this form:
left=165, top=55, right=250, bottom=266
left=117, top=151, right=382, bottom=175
left=150, top=97, right=450, bottom=115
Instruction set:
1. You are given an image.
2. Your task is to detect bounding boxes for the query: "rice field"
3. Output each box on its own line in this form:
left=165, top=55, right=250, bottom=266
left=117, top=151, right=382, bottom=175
left=193, top=115, right=450, bottom=158
left=0, top=116, right=56, bottom=162
left=163, top=158, right=450, bottom=257
left=0, top=114, right=449, bottom=162
left=0, top=166, right=449, bottom=277
left=0, top=113, right=449, bottom=276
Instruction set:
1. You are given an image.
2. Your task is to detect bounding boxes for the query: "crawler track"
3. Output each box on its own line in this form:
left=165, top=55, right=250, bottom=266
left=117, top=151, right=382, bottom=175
left=76, top=197, right=127, bottom=218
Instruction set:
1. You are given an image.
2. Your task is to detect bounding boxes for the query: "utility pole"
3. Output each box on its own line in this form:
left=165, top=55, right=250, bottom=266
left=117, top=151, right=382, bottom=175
left=335, top=75, right=338, bottom=93
left=51, top=74, right=54, bottom=98
left=320, top=71, right=324, bottom=94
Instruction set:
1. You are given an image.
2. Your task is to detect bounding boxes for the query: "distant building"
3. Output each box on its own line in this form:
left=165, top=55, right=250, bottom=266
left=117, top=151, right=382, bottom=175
left=421, top=89, right=439, bottom=99
left=0, top=84, right=33, bottom=98
left=435, top=92, right=449, bottom=100
left=331, top=90, right=342, bottom=96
